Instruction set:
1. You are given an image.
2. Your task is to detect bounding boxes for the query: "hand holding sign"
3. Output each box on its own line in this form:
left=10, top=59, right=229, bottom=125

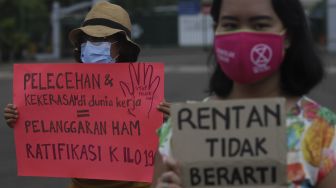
left=3, top=104, right=19, bottom=128
left=171, top=98, right=287, bottom=188
left=120, top=63, right=161, bottom=118
left=156, top=156, right=182, bottom=188
left=14, top=63, right=164, bottom=182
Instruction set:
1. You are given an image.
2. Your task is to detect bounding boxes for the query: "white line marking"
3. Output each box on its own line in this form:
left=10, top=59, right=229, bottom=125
left=327, top=66, right=336, bottom=74
left=165, top=65, right=209, bottom=74
left=0, top=72, right=13, bottom=79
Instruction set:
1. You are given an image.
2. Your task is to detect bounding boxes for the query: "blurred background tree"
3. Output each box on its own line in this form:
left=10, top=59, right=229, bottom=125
left=0, top=0, right=178, bottom=62
left=0, top=0, right=327, bottom=62
left=0, top=0, right=48, bottom=62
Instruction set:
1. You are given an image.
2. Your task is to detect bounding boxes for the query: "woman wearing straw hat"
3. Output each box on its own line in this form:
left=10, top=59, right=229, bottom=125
left=69, top=1, right=140, bottom=64
left=68, top=2, right=151, bottom=188
left=4, top=1, right=166, bottom=188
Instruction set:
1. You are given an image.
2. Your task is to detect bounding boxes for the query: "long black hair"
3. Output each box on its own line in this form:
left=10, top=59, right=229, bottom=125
left=209, top=0, right=324, bottom=97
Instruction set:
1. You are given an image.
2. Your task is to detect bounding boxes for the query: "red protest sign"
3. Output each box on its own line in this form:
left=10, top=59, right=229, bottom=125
left=13, top=63, right=164, bottom=182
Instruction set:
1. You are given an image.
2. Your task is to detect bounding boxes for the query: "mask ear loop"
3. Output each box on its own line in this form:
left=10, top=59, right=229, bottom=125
left=73, top=47, right=82, bottom=63
left=280, top=30, right=291, bottom=50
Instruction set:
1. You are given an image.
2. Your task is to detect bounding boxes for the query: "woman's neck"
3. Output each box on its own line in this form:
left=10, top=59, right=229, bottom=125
left=228, top=71, right=282, bottom=99
left=223, top=71, right=301, bottom=112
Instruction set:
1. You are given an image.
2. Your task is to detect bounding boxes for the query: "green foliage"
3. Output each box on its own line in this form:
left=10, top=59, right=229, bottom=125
left=0, top=0, right=48, bottom=61
left=112, top=0, right=178, bottom=11
left=0, top=0, right=179, bottom=61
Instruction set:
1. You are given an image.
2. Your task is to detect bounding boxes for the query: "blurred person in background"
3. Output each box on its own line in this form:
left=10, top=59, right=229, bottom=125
left=152, top=0, right=336, bottom=188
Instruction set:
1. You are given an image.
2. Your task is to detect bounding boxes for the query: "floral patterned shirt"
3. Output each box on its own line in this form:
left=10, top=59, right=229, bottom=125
left=157, top=97, right=336, bottom=188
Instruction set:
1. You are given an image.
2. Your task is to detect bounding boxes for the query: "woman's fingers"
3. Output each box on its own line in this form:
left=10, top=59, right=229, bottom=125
left=157, top=182, right=181, bottom=188
left=155, top=156, right=182, bottom=188
left=6, top=119, right=16, bottom=128
left=4, top=112, right=18, bottom=119
left=157, top=106, right=170, bottom=115
left=160, top=171, right=182, bottom=185
left=3, top=104, right=18, bottom=128
left=164, top=156, right=181, bottom=175
left=160, top=101, right=171, bottom=107
left=157, top=171, right=182, bottom=188
left=6, top=104, right=17, bottom=110
left=157, top=101, right=171, bottom=117
left=4, top=104, right=18, bottom=115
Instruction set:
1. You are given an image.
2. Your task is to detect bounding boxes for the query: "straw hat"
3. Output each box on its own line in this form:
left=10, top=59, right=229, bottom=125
left=69, top=1, right=140, bottom=56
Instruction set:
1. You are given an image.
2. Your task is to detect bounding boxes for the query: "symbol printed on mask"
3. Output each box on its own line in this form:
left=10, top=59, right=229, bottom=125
left=217, top=48, right=235, bottom=63
left=251, top=44, right=273, bottom=67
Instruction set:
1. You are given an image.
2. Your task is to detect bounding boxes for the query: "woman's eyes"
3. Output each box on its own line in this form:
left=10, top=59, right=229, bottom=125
left=83, top=35, right=105, bottom=42
left=221, top=23, right=238, bottom=31
left=219, top=22, right=271, bottom=31
left=253, top=23, right=271, bottom=31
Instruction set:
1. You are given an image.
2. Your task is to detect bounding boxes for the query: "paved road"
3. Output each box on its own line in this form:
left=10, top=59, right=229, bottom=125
left=0, top=47, right=335, bottom=187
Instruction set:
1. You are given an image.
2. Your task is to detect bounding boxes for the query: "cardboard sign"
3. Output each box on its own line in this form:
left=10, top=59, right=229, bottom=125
left=171, top=98, right=287, bottom=188
left=13, top=63, right=164, bottom=182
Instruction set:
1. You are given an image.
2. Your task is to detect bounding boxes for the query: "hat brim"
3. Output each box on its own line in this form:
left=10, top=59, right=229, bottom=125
left=69, top=25, right=140, bottom=58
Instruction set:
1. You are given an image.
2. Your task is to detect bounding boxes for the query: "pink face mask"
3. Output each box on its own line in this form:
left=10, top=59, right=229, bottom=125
left=214, top=32, right=285, bottom=84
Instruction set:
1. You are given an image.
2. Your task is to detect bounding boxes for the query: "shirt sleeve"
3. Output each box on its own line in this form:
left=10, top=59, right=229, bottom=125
left=157, top=118, right=172, bottom=157
left=299, top=98, right=336, bottom=185
left=315, top=107, right=336, bottom=183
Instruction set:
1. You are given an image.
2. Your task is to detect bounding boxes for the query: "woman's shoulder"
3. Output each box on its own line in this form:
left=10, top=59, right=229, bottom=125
left=290, top=96, right=336, bottom=124
left=287, top=96, right=336, bottom=185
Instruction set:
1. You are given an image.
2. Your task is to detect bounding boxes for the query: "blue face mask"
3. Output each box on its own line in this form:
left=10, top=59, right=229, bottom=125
left=80, top=41, right=117, bottom=64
